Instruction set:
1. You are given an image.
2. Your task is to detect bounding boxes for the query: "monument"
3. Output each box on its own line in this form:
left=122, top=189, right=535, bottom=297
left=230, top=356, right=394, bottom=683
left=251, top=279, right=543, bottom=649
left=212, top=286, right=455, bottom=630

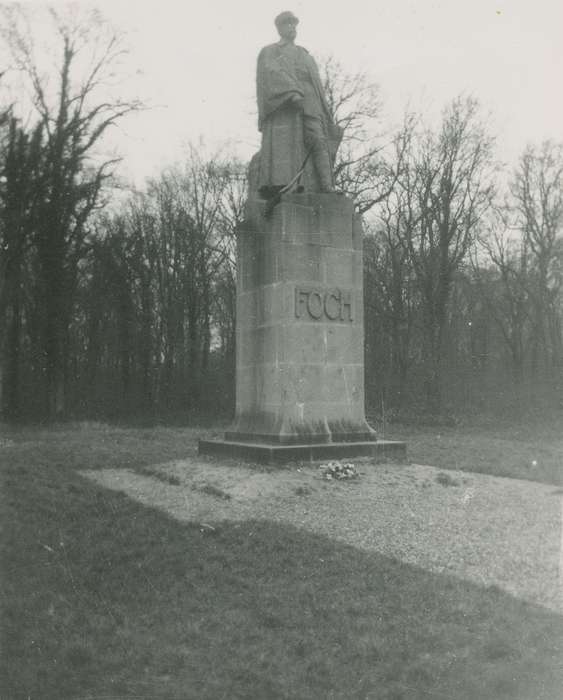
left=199, top=12, right=406, bottom=463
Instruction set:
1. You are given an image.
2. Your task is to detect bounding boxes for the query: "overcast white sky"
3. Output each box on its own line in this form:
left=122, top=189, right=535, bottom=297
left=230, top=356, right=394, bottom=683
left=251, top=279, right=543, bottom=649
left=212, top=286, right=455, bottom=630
left=9, top=0, right=563, bottom=186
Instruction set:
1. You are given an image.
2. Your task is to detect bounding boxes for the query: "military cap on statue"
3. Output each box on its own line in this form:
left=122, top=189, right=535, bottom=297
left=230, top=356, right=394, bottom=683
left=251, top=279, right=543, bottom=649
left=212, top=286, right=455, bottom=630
left=274, top=10, right=299, bottom=28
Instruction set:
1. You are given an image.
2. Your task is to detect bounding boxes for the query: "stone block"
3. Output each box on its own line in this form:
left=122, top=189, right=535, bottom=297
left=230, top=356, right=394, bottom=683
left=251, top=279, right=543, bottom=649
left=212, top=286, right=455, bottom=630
left=278, top=201, right=319, bottom=243
left=352, top=213, right=364, bottom=249
left=320, top=365, right=348, bottom=404
left=276, top=243, right=323, bottom=283
left=235, top=365, right=256, bottom=411
left=256, top=362, right=282, bottom=407
left=254, top=325, right=280, bottom=365
left=199, top=439, right=407, bottom=464
left=354, top=289, right=364, bottom=324
left=236, top=290, right=257, bottom=329
left=317, top=200, right=355, bottom=249
left=279, top=362, right=343, bottom=408
left=237, top=327, right=256, bottom=369
left=322, top=248, right=358, bottom=288
left=283, top=324, right=328, bottom=364
left=257, top=284, right=284, bottom=325
left=240, top=245, right=260, bottom=291
left=256, top=239, right=276, bottom=287
left=325, top=325, right=364, bottom=364
left=212, top=193, right=390, bottom=449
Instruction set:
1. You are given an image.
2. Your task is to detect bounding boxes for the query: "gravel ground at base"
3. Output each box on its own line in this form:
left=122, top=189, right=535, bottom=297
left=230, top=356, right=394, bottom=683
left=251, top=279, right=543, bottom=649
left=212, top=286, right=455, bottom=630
left=82, top=459, right=562, bottom=613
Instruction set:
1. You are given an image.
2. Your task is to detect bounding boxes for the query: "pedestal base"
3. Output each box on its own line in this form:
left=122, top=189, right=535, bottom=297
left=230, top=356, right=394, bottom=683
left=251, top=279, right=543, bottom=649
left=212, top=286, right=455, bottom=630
left=200, top=192, right=407, bottom=464
left=231, top=193, right=375, bottom=444
left=198, top=438, right=406, bottom=465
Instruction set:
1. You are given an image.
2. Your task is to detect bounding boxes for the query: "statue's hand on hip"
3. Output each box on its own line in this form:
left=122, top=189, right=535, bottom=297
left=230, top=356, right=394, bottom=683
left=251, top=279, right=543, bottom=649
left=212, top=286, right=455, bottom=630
left=290, top=94, right=305, bottom=111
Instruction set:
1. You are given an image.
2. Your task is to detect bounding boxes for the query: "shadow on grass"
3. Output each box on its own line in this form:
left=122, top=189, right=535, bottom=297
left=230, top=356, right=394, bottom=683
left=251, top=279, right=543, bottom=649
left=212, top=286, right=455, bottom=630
left=1, top=440, right=562, bottom=699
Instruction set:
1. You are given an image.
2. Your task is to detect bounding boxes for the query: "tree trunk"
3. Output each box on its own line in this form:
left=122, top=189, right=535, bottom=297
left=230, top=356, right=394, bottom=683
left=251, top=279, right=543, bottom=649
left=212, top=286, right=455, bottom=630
left=2, top=292, right=22, bottom=420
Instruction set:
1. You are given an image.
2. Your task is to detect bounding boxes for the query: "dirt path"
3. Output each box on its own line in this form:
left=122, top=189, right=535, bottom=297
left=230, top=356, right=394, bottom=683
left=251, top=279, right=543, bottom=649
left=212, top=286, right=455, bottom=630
left=82, top=458, right=562, bottom=613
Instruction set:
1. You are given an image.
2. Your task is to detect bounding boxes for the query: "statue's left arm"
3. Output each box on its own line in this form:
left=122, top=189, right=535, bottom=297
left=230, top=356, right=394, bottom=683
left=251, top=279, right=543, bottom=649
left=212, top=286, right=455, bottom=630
left=257, top=45, right=304, bottom=130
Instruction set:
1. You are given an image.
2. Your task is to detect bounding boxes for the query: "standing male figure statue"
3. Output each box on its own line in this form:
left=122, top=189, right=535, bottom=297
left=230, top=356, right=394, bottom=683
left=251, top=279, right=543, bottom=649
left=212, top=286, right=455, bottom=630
left=199, top=7, right=407, bottom=462
left=254, top=11, right=343, bottom=197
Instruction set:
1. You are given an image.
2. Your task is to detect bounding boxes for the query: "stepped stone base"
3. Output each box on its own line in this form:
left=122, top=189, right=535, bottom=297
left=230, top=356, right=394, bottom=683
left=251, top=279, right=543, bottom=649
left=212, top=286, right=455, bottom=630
left=198, top=438, right=406, bottom=465
left=197, top=192, right=406, bottom=465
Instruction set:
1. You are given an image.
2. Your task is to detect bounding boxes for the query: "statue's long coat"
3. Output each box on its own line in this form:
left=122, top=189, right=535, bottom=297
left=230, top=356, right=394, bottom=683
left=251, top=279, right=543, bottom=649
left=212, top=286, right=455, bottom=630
left=255, top=41, right=337, bottom=192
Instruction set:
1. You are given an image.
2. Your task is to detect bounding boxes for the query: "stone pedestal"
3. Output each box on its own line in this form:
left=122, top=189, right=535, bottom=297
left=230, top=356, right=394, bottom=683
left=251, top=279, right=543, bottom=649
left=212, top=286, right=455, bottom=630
left=199, top=193, right=406, bottom=463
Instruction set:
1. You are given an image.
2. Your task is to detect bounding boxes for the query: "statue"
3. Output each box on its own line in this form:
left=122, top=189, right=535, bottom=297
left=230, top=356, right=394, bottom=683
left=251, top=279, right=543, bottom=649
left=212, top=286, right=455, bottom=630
left=199, top=10, right=407, bottom=463
left=254, top=11, right=343, bottom=198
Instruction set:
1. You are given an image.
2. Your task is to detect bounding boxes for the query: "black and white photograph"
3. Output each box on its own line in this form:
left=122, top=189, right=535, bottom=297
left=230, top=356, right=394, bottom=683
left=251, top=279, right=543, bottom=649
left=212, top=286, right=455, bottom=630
left=1, top=1, right=562, bottom=698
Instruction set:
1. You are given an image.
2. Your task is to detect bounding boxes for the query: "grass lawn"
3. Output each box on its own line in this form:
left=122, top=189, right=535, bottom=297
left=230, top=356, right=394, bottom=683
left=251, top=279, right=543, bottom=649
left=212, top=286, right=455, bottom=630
left=383, top=411, right=563, bottom=486
left=1, top=418, right=562, bottom=699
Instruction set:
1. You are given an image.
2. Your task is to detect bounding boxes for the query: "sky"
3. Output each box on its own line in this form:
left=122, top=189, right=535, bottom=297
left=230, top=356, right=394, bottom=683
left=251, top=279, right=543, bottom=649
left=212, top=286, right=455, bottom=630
left=6, top=0, right=563, bottom=187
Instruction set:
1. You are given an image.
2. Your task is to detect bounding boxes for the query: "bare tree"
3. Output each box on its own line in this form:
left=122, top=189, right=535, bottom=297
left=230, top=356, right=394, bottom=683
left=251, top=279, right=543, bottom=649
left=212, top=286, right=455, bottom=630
left=381, top=96, right=496, bottom=411
left=510, top=141, right=563, bottom=368
left=1, top=6, right=141, bottom=417
left=320, top=56, right=407, bottom=214
left=474, top=209, right=531, bottom=378
left=120, top=147, right=242, bottom=412
left=213, top=158, right=247, bottom=384
left=0, top=113, right=45, bottom=417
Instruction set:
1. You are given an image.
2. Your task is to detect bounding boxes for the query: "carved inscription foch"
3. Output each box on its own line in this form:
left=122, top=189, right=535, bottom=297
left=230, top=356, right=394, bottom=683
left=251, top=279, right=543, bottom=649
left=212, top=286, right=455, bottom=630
left=295, top=286, right=353, bottom=322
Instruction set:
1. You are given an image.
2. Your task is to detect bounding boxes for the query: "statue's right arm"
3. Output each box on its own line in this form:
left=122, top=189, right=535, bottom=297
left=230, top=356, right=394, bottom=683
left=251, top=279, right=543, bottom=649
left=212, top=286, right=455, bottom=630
left=257, top=45, right=303, bottom=105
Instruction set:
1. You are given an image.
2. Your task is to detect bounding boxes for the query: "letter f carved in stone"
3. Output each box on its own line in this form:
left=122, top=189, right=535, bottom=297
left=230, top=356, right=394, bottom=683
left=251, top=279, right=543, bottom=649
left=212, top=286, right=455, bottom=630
left=295, top=287, right=310, bottom=318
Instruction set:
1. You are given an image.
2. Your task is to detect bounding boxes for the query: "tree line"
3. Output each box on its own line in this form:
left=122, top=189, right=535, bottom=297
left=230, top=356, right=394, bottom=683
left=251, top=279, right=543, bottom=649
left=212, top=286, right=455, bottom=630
left=1, top=8, right=562, bottom=422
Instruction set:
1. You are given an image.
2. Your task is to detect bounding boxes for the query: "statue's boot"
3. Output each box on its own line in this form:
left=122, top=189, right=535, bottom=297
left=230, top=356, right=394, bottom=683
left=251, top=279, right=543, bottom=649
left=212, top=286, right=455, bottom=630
left=311, top=143, right=335, bottom=192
